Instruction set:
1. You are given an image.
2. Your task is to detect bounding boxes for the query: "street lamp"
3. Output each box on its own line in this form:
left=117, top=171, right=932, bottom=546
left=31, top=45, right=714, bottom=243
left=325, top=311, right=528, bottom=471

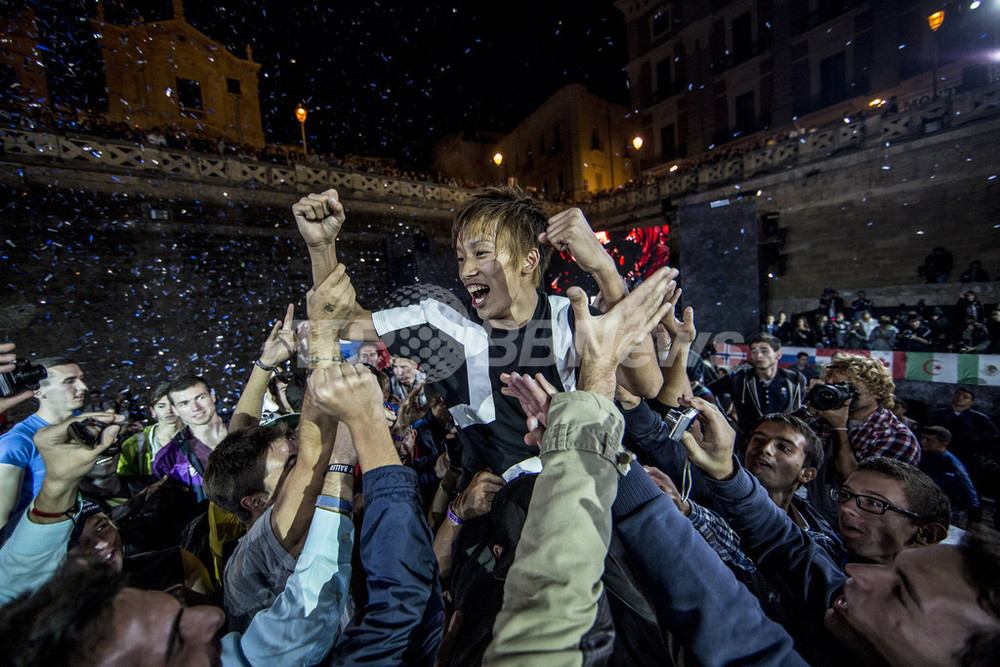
left=295, top=105, right=308, bottom=153
left=493, top=152, right=503, bottom=166
left=927, top=10, right=945, bottom=99
left=632, top=136, right=643, bottom=150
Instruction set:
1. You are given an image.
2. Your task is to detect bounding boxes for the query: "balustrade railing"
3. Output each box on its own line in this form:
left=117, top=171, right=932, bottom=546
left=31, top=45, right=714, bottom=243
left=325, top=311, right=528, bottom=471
left=0, top=128, right=474, bottom=206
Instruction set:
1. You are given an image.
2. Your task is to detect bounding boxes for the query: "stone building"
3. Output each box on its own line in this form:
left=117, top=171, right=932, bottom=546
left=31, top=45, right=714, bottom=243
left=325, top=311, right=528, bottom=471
left=0, top=8, right=50, bottom=107
left=91, top=0, right=264, bottom=148
left=615, top=0, right=994, bottom=168
left=493, top=84, right=637, bottom=198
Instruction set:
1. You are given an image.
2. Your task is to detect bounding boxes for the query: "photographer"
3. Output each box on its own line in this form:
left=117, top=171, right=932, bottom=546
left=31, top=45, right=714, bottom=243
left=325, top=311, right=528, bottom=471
left=806, top=353, right=920, bottom=524
left=0, top=355, right=88, bottom=525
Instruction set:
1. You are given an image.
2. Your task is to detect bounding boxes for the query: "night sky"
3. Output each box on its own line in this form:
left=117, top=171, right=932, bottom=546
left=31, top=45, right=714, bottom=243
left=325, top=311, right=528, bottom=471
left=19, top=0, right=630, bottom=170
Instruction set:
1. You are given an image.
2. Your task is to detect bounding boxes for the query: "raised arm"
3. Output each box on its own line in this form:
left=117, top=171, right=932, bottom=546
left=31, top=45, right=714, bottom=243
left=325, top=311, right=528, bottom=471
left=229, top=304, right=296, bottom=433
left=293, top=189, right=378, bottom=341
left=656, top=291, right=695, bottom=407
left=542, top=208, right=665, bottom=398
left=0, top=413, right=123, bottom=604
left=311, top=363, right=444, bottom=665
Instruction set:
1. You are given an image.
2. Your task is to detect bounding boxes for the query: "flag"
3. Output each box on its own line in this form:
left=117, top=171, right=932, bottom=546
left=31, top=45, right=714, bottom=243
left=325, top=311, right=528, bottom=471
left=958, top=354, right=1000, bottom=386
left=905, top=352, right=958, bottom=383
left=870, top=350, right=906, bottom=380
left=712, top=343, right=747, bottom=367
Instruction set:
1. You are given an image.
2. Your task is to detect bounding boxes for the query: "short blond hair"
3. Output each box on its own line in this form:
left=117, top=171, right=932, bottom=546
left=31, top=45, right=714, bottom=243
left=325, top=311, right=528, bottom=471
left=821, top=353, right=895, bottom=408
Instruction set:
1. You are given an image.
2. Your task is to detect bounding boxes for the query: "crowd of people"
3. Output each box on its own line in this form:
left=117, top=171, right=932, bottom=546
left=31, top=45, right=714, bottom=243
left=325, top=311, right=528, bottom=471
left=762, top=285, right=1000, bottom=354
left=1, top=185, right=1000, bottom=666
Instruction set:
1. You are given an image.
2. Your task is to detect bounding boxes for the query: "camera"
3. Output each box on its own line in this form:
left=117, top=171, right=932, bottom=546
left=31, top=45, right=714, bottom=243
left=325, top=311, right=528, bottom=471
left=67, top=418, right=125, bottom=456
left=664, top=406, right=701, bottom=440
left=0, top=359, right=47, bottom=398
left=806, top=382, right=859, bottom=411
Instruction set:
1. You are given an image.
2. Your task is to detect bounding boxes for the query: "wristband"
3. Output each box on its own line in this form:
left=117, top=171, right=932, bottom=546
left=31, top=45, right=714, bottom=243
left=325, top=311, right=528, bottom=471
left=30, top=495, right=81, bottom=520
left=255, top=359, right=276, bottom=372
left=438, top=482, right=458, bottom=497
left=326, top=463, right=355, bottom=476
left=830, top=427, right=848, bottom=431
left=446, top=503, right=465, bottom=526
left=316, top=495, right=354, bottom=515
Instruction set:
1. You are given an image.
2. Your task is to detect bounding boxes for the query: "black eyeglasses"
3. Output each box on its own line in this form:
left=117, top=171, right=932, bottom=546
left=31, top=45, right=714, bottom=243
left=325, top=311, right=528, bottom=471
left=829, top=487, right=924, bottom=521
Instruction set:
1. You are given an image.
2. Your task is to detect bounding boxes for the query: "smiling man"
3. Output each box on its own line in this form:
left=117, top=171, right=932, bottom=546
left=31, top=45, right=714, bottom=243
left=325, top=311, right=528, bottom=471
left=0, top=357, right=87, bottom=524
left=151, top=375, right=229, bottom=500
left=293, top=186, right=668, bottom=484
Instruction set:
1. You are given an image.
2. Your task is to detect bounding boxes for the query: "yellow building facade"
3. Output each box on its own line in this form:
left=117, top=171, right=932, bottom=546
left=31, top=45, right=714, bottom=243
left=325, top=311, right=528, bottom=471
left=494, top=84, right=636, bottom=198
left=92, top=0, right=264, bottom=148
left=0, top=9, right=50, bottom=107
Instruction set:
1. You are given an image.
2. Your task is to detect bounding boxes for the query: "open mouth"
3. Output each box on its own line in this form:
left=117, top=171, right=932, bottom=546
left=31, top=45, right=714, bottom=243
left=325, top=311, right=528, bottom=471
left=468, top=283, right=490, bottom=309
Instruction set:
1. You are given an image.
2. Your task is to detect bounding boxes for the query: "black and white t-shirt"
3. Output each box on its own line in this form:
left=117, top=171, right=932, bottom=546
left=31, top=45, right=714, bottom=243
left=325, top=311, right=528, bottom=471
left=373, top=291, right=581, bottom=479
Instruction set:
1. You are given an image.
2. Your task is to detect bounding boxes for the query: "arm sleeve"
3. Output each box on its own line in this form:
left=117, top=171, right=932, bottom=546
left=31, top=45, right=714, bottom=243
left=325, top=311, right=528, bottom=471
left=0, top=508, right=72, bottom=605
left=706, top=466, right=846, bottom=620
left=151, top=443, right=173, bottom=478
left=619, top=400, right=710, bottom=501
left=486, top=391, right=628, bottom=666
left=221, top=509, right=354, bottom=666
left=0, top=433, right=32, bottom=468
left=612, top=462, right=807, bottom=667
left=329, top=466, right=444, bottom=665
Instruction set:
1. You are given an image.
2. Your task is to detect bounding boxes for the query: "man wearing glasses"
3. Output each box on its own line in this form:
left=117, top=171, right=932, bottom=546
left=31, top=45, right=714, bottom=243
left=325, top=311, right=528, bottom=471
left=830, top=456, right=950, bottom=564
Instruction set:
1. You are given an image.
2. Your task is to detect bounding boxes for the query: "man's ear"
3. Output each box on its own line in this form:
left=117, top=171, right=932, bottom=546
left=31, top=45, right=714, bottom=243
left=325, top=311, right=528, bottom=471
left=240, top=493, right=269, bottom=516
left=797, top=466, right=817, bottom=485
left=522, top=247, right=540, bottom=276
left=910, top=522, right=948, bottom=546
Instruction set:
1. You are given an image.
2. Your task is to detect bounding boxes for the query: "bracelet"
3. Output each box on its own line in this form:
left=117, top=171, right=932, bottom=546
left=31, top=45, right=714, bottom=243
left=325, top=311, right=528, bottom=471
left=830, top=427, right=848, bottom=431
left=438, top=482, right=458, bottom=497
left=255, top=359, right=276, bottom=372
left=446, top=503, right=465, bottom=526
left=326, top=463, right=355, bottom=476
left=301, top=354, right=344, bottom=364
left=316, top=495, right=354, bottom=515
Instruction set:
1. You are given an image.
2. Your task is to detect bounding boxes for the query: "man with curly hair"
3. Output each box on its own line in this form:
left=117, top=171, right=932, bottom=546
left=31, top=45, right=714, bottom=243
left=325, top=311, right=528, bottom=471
left=807, top=353, right=920, bottom=523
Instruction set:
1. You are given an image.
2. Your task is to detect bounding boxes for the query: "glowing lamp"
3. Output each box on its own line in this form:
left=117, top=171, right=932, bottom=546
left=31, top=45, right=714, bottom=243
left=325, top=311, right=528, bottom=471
left=295, top=106, right=307, bottom=123
left=493, top=152, right=503, bottom=166
left=927, top=11, right=944, bottom=32
left=632, top=136, right=643, bottom=150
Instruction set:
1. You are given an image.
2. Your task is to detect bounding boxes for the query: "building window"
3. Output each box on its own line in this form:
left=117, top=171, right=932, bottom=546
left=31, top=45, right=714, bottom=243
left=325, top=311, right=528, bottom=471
left=652, top=7, right=671, bottom=35
left=819, top=51, right=847, bottom=108
left=656, top=57, right=672, bottom=97
left=226, top=77, right=242, bottom=95
left=595, top=172, right=604, bottom=190
left=557, top=172, right=564, bottom=192
left=552, top=122, right=562, bottom=152
left=734, top=90, right=755, bottom=136
left=591, top=127, right=602, bottom=151
left=538, top=132, right=545, bottom=156
left=660, top=124, right=677, bottom=161
left=176, top=77, right=203, bottom=116
left=732, top=12, right=752, bottom=64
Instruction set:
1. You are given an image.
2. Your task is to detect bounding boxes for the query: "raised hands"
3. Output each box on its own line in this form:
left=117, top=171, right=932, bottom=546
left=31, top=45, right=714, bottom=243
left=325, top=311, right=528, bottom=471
left=676, top=395, right=737, bottom=481
left=34, top=413, right=124, bottom=496
left=307, top=264, right=356, bottom=323
left=660, top=289, right=696, bottom=348
left=259, top=304, right=297, bottom=368
left=308, top=364, right=384, bottom=426
left=500, top=372, right=558, bottom=447
left=567, top=266, right=679, bottom=398
left=292, top=188, right=346, bottom=249
left=541, top=209, right=613, bottom=275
